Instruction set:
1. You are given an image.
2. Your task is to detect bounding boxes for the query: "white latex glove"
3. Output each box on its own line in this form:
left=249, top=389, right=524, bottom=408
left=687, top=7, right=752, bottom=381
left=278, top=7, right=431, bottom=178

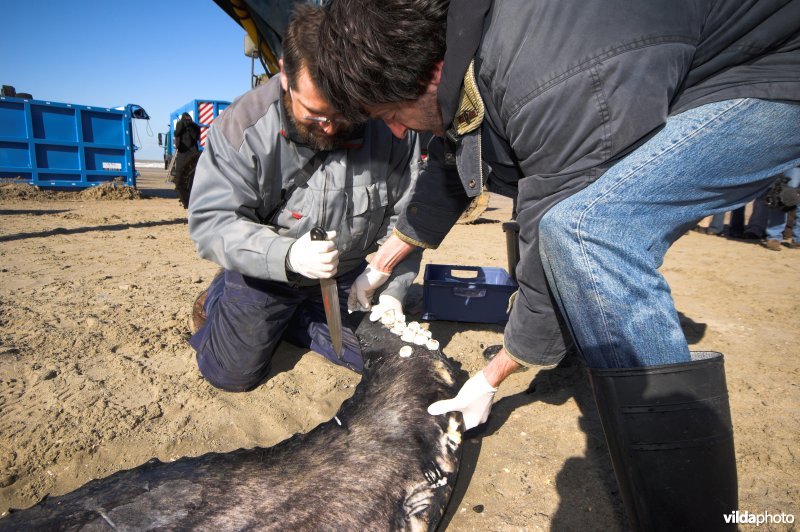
left=287, top=230, right=338, bottom=279
left=347, top=264, right=390, bottom=312
left=369, top=294, right=405, bottom=323
left=427, top=371, right=498, bottom=430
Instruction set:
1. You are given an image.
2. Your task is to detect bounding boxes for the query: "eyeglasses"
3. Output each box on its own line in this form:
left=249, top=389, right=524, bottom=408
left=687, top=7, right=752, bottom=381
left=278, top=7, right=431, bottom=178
left=302, top=114, right=347, bottom=125
left=288, top=87, right=347, bottom=126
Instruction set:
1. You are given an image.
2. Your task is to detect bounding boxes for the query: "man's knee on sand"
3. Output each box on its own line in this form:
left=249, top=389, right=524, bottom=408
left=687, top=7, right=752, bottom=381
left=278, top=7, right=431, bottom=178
left=194, top=322, right=365, bottom=391
left=200, top=368, right=269, bottom=393
left=195, top=337, right=274, bottom=393
left=191, top=301, right=363, bottom=392
left=188, top=266, right=369, bottom=391
left=190, top=289, right=279, bottom=392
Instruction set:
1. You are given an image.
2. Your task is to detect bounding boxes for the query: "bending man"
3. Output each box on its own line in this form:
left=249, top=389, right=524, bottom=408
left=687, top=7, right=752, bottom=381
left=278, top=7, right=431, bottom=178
left=316, top=0, right=800, bottom=529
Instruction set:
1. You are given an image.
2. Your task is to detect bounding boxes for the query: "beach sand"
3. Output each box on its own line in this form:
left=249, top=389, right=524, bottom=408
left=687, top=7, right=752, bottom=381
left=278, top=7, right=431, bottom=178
left=1, top=166, right=798, bottom=529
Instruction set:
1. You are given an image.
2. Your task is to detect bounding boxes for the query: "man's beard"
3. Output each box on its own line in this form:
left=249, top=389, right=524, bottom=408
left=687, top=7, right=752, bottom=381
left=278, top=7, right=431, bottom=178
left=282, top=92, right=355, bottom=151
left=417, top=90, right=446, bottom=138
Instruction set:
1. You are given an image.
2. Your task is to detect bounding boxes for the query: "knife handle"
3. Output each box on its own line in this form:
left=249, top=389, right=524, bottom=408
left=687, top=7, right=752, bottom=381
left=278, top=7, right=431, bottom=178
left=310, top=226, right=327, bottom=241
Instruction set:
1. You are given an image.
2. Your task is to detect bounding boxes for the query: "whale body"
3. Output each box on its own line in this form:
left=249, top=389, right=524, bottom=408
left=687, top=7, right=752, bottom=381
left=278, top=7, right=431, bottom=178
left=0, top=319, right=464, bottom=531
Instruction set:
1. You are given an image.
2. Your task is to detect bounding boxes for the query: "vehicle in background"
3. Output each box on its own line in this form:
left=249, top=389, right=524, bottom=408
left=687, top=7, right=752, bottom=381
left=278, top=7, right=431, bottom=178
left=158, top=100, right=230, bottom=170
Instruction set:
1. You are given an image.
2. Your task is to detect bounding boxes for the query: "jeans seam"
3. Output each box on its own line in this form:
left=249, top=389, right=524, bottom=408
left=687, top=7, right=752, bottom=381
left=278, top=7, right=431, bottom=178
left=573, top=98, right=752, bottom=365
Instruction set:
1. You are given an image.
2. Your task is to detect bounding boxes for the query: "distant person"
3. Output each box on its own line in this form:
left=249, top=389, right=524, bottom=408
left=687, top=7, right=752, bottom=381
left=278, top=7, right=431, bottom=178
left=693, top=205, right=746, bottom=237
left=749, top=167, right=800, bottom=250
left=173, top=112, right=201, bottom=208
left=185, top=4, right=421, bottom=392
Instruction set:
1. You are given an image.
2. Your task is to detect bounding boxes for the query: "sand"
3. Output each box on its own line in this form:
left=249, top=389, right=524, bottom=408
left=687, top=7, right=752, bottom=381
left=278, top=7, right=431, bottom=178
left=0, top=167, right=798, bottom=530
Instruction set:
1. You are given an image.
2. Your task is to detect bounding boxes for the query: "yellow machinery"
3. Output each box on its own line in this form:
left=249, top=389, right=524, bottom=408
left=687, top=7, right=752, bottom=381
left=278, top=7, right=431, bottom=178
left=213, top=0, right=326, bottom=79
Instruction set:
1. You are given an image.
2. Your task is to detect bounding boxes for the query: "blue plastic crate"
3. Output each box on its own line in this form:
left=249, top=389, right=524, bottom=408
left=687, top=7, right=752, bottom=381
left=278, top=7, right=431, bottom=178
left=422, top=264, right=518, bottom=324
left=0, top=96, right=148, bottom=189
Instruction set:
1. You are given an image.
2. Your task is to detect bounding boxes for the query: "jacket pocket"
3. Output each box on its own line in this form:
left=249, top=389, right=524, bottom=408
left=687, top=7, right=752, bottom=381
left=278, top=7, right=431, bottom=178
left=343, top=183, right=388, bottom=252
left=271, top=187, right=317, bottom=238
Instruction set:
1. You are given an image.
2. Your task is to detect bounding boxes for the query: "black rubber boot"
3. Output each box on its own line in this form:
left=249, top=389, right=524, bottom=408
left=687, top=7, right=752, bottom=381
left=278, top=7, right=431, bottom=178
left=588, top=352, right=738, bottom=531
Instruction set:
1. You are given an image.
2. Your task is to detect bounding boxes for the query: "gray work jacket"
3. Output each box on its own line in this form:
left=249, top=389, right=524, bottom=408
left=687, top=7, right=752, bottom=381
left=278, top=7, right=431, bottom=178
left=189, top=76, right=422, bottom=300
left=395, top=0, right=800, bottom=366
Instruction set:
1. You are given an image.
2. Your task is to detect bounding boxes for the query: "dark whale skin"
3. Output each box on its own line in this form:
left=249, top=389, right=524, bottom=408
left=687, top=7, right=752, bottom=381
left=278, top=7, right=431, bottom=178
left=0, top=318, right=464, bottom=532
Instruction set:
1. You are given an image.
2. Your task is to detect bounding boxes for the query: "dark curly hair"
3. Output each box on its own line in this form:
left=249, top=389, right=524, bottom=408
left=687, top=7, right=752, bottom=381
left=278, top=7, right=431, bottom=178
left=283, top=3, right=326, bottom=89
left=317, top=0, right=449, bottom=121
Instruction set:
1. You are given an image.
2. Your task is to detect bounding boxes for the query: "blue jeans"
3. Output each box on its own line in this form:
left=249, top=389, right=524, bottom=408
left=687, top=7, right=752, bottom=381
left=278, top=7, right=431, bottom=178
left=540, top=99, right=800, bottom=368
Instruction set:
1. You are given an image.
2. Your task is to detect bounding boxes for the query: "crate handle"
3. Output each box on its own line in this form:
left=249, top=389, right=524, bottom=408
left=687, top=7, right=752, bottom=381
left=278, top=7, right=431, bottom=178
left=453, top=287, right=486, bottom=298
left=446, top=267, right=485, bottom=283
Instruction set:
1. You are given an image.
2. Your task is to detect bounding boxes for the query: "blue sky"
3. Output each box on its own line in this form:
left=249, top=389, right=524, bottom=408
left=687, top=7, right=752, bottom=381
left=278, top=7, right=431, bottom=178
left=1, top=0, right=259, bottom=161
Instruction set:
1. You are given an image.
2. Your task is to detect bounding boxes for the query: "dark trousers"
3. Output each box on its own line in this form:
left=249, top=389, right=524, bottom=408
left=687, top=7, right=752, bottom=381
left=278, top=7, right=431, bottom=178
left=189, top=264, right=366, bottom=392
left=173, top=150, right=200, bottom=209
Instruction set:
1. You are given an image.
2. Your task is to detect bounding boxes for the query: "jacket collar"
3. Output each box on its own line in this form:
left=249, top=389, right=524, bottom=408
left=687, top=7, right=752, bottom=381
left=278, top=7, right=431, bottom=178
left=437, top=0, right=492, bottom=127
left=437, top=0, right=492, bottom=200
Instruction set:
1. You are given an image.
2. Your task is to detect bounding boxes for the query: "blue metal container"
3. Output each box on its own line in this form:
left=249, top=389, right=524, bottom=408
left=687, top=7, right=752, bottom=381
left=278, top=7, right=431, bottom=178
left=0, top=96, right=149, bottom=189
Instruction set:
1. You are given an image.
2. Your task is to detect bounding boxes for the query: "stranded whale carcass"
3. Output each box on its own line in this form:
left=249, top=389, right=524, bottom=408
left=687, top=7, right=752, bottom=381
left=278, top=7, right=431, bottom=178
left=0, top=318, right=464, bottom=531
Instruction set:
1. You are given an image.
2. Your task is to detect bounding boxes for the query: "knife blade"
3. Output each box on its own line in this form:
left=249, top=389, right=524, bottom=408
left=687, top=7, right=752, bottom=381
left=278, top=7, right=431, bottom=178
left=310, top=226, right=343, bottom=359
